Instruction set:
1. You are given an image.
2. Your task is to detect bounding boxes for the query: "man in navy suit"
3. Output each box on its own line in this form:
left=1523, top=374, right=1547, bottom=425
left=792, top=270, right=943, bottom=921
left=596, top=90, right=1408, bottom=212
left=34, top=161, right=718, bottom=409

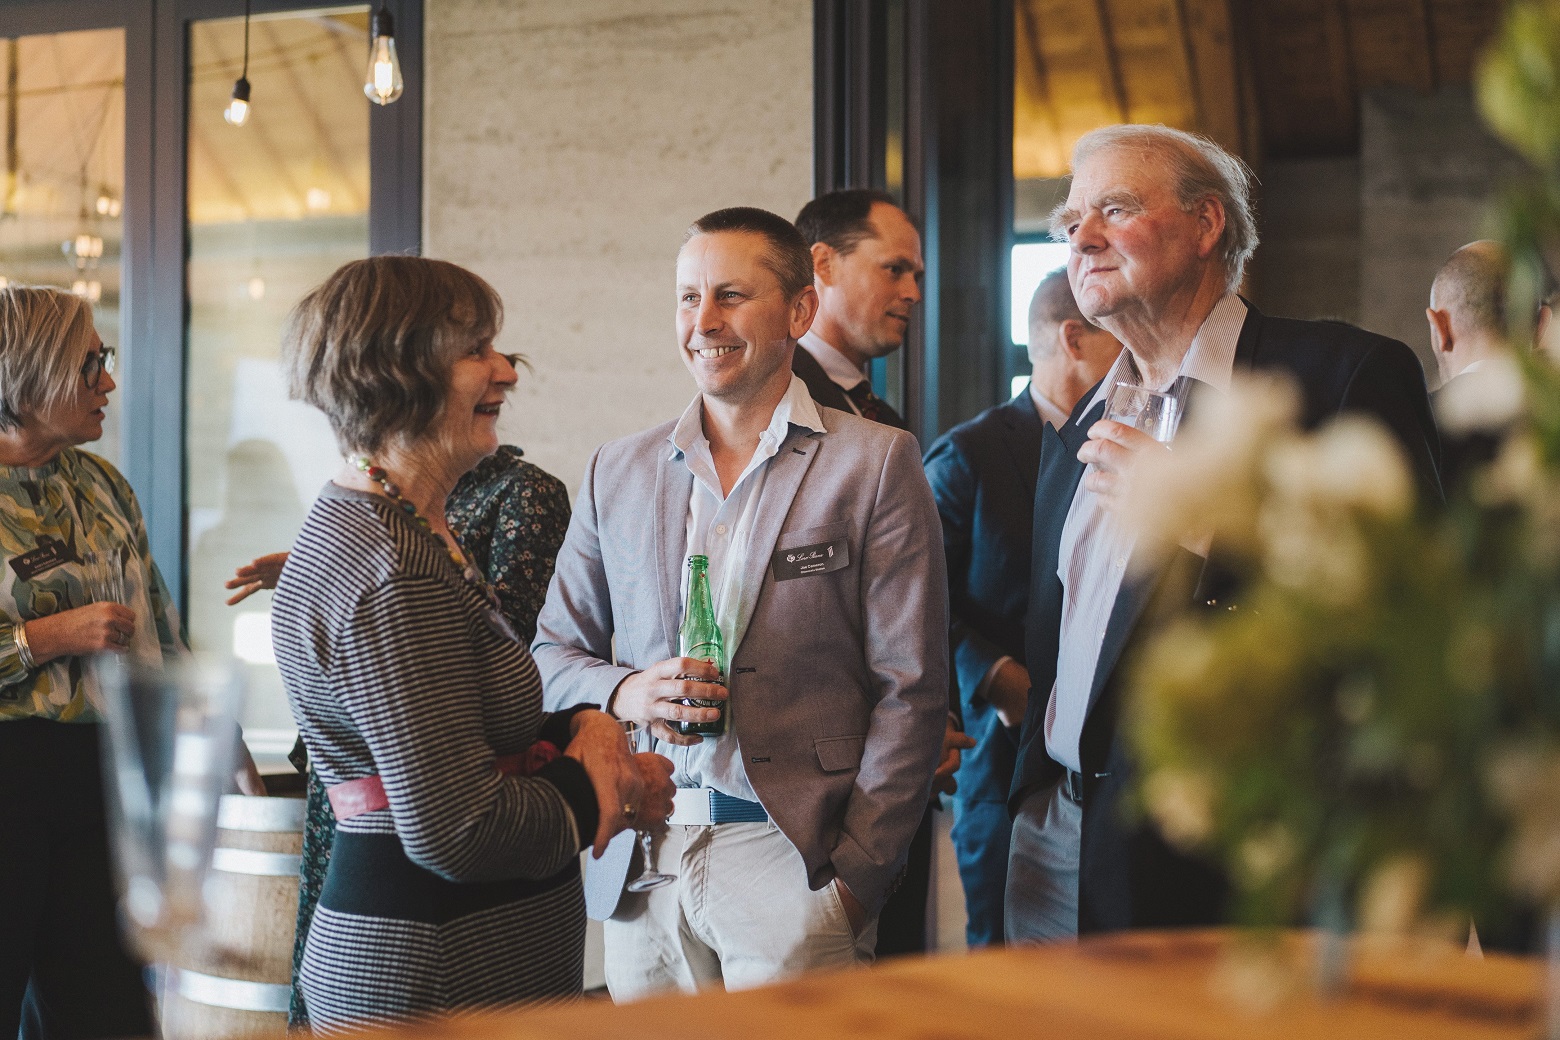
left=1006, top=124, right=1442, bottom=941
left=923, top=270, right=1118, bottom=946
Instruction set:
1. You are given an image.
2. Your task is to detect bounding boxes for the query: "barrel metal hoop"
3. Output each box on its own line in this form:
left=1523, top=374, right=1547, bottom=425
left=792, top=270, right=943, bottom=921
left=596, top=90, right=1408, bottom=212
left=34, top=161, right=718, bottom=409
left=173, top=968, right=290, bottom=1013
left=218, top=794, right=307, bottom=832
left=211, top=847, right=302, bottom=876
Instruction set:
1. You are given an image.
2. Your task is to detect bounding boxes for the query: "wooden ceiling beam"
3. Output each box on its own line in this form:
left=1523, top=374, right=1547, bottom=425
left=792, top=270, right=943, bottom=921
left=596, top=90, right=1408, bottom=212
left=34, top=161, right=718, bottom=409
left=1174, top=0, right=1246, bottom=159
left=1014, top=0, right=1069, bottom=179
left=1342, top=0, right=1434, bottom=93
left=1093, top=0, right=1132, bottom=124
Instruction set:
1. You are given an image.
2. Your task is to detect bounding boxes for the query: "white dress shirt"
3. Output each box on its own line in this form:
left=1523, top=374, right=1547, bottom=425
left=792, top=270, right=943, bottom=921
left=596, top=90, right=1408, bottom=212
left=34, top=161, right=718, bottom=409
left=1044, top=294, right=1247, bottom=774
left=657, top=375, right=826, bottom=800
left=798, top=329, right=867, bottom=414
left=1028, top=383, right=1070, bottom=429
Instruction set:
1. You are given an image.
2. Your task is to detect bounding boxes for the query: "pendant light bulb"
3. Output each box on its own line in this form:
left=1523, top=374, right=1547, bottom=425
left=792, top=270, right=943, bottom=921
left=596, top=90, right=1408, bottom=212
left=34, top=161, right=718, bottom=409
left=365, top=5, right=404, bottom=106
left=224, top=76, right=251, bottom=126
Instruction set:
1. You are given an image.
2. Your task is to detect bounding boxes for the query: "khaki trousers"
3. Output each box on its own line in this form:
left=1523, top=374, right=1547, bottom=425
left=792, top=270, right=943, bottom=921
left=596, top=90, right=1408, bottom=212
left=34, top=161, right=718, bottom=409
left=603, top=821, right=876, bottom=1000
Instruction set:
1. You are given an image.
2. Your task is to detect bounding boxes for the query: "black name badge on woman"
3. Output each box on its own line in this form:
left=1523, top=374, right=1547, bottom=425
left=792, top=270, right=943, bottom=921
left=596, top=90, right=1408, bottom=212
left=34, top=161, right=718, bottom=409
left=11, top=535, right=77, bottom=582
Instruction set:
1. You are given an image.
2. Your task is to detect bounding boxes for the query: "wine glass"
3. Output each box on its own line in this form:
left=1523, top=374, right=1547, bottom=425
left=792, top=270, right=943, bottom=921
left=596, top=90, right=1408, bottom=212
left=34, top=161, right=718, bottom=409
left=618, top=719, right=676, bottom=892
left=83, top=548, right=125, bottom=604
left=1104, top=381, right=1181, bottom=444
left=95, top=653, right=245, bottom=1030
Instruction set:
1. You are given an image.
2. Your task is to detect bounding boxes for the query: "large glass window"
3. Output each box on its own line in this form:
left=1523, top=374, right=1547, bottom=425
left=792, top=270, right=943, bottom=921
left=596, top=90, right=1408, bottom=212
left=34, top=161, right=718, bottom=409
left=0, top=27, right=125, bottom=464
left=184, top=7, right=370, bottom=746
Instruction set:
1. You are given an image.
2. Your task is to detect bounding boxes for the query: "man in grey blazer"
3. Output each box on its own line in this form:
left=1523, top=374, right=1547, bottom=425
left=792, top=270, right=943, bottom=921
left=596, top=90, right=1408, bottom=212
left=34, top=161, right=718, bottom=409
left=533, top=206, right=948, bottom=997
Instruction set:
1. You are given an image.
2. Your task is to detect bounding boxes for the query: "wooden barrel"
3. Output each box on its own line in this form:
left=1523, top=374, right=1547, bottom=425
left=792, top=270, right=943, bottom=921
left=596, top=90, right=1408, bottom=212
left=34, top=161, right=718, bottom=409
left=160, top=793, right=305, bottom=1040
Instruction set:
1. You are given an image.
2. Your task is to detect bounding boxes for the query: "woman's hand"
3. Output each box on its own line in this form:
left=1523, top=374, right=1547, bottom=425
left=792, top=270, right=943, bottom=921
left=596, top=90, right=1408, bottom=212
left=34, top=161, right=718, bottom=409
left=225, top=552, right=289, bottom=606
left=23, top=604, right=136, bottom=664
left=564, top=709, right=651, bottom=857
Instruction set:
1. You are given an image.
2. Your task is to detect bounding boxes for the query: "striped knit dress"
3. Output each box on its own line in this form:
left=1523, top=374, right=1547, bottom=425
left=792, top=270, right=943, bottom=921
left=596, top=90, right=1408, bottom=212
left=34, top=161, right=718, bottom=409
left=271, top=482, right=598, bottom=1034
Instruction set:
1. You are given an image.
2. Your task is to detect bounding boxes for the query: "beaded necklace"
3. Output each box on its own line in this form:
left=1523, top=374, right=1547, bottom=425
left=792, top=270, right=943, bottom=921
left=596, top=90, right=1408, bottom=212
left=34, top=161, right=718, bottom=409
left=350, top=456, right=504, bottom=616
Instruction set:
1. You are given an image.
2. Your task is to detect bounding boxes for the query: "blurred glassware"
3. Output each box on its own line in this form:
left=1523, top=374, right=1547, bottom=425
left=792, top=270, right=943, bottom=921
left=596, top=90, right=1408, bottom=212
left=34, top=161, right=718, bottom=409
left=83, top=548, right=126, bottom=604
left=96, top=653, right=245, bottom=970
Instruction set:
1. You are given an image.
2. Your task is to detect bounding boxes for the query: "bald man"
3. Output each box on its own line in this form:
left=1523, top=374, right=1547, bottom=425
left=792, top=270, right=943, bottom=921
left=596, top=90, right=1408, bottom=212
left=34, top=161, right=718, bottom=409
left=1427, top=240, right=1512, bottom=387
left=1427, top=241, right=1512, bottom=490
left=922, top=271, right=1118, bottom=946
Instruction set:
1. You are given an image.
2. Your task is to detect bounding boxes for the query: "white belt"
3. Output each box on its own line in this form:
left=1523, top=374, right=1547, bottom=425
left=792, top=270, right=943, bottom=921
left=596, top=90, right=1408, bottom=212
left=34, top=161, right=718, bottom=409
left=669, top=787, right=769, bottom=826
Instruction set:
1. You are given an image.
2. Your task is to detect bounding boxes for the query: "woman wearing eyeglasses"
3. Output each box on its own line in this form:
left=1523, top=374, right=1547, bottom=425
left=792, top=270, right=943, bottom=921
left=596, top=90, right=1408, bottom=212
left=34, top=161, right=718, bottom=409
left=0, top=285, right=259, bottom=1040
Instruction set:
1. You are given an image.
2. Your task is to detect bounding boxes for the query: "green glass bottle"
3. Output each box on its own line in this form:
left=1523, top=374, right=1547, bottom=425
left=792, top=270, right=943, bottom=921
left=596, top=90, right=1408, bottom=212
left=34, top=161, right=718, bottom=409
left=676, top=554, right=726, bottom=737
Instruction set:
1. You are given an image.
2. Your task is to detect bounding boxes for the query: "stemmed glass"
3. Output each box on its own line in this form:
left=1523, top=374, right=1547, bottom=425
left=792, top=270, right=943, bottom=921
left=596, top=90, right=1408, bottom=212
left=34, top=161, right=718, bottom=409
left=618, top=719, right=676, bottom=892
left=95, top=653, right=245, bottom=1031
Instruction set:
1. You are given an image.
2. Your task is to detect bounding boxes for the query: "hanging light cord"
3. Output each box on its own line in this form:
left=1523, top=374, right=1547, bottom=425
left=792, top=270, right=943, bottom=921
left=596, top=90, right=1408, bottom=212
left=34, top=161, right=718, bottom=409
left=241, top=0, right=251, bottom=80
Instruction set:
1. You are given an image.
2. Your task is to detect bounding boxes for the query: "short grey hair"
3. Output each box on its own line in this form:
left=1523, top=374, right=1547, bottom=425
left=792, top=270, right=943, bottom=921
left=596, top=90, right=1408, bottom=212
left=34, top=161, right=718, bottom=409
left=1027, top=269, right=1086, bottom=359
left=0, top=285, right=98, bottom=432
left=283, top=256, right=504, bottom=456
left=1052, top=124, right=1259, bottom=294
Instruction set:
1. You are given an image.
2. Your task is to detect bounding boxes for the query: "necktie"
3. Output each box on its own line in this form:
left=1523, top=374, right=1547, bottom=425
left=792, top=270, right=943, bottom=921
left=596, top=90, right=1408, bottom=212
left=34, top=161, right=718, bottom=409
left=845, top=380, right=908, bottom=430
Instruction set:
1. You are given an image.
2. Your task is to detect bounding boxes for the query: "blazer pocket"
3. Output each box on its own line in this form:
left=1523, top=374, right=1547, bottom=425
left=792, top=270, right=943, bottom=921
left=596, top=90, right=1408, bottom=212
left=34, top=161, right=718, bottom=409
left=815, top=734, right=867, bottom=773
left=773, top=520, right=853, bottom=583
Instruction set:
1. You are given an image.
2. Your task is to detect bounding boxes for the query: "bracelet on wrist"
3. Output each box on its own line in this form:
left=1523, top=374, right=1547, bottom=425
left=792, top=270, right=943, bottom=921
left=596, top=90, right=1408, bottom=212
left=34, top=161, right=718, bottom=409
left=13, top=621, right=36, bottom=671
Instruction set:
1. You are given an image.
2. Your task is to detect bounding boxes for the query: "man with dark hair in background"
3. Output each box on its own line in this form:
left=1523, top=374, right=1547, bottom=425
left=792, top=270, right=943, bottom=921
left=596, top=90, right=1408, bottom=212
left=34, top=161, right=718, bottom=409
left=535, top=206, right=948, bottom=994
left=792, top=189, right=924, bottom=428
left=793, top=189, right=971, bottom=957
left=923, top=270, right=1119, bottom=946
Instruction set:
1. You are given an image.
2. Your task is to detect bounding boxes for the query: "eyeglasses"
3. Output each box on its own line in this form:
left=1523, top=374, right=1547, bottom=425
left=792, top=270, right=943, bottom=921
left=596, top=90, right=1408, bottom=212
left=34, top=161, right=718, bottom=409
left=81, top=345, right=116, bottom=389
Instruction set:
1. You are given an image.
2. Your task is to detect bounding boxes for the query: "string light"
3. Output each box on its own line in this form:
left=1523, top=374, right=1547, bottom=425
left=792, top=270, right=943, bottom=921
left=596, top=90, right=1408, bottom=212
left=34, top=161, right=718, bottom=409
left=224, top=0, right=252, bottom=126
left=364, top=3, right=404, bottom=106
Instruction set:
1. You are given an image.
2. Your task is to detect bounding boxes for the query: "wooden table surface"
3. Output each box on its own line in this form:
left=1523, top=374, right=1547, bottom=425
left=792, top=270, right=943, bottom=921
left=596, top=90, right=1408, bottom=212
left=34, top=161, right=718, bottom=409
left=353, top=930, right=1544, bottom=1040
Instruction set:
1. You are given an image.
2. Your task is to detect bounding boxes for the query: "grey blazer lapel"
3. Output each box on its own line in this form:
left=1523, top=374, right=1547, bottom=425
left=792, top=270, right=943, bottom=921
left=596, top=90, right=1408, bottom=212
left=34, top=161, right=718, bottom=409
left=737, top=425, right=821, bottom=613
left=653, top=449, right=694, bottom=654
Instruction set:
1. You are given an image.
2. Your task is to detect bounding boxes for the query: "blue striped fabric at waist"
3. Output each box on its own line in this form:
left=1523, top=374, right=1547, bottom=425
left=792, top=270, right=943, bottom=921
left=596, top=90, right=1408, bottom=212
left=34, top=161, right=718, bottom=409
left=669, top=788, right=769, bottom=825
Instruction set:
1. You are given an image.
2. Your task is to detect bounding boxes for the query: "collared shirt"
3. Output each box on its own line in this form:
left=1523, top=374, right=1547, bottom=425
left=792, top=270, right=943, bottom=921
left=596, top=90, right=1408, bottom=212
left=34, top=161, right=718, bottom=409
left=658, top=375, right=826, bottom=799
left=799, top=329, right=867, bottom=415
left=1044, top=294, right=1246, bottom=774
left=1028, top=383, right=1070, bottom=429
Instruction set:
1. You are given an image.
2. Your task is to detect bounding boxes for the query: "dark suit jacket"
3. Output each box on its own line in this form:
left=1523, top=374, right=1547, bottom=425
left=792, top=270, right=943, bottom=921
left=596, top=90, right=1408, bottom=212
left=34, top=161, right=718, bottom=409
left=792, top=344, right=857, bottom=416
left=923, top=390, right=1043, bottom=805
left=1009, top=304, right=1443, bottom=935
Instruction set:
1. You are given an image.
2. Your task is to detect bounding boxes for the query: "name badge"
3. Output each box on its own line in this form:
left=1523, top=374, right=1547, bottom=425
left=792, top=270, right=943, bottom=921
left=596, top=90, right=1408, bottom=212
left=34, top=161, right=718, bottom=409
left=10, top=535, right=77, bottom=583
left=771, top=537, right=850, bottom=581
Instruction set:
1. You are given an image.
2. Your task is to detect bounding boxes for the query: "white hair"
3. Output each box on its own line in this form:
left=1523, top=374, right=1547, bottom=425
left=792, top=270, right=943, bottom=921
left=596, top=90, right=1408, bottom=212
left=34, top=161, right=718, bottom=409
left=1052, top=124, right=1259, bottom=295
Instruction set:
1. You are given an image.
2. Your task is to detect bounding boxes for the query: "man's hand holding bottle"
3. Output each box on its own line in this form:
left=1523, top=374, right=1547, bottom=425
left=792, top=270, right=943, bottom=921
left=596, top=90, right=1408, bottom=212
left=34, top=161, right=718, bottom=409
left=610, top=657, right=727, bottom=747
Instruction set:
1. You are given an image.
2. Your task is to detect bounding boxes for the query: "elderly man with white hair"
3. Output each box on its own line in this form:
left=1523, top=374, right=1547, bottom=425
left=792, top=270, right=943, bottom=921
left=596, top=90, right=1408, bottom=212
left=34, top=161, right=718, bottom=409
left=1005, top=124, right=1443, bottom=941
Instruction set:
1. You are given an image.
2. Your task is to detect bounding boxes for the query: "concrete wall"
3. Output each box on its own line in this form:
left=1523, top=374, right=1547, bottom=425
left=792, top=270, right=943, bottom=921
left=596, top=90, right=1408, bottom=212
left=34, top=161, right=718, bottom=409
left=1249, top=87, right=1525, bottom=385
left=423, top=0, right=815, bottom=494
left=1358, top=86, right=1526, bottom=380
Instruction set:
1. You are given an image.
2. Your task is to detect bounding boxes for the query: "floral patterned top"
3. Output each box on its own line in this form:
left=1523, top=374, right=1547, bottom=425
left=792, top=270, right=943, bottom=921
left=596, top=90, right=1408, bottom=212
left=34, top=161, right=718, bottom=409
left=289, top=446, right=571, bottom=1027
left=0, top=448, right=182, bottom=723
left=445, top=446, right=573, bottom=646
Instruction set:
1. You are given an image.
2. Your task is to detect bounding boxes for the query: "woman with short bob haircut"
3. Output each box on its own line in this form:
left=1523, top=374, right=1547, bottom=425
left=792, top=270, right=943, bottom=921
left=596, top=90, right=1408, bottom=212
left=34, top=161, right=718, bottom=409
left=0, top=285, right=252, bottom=1039
left=271, top=256, right=672, bottom=1032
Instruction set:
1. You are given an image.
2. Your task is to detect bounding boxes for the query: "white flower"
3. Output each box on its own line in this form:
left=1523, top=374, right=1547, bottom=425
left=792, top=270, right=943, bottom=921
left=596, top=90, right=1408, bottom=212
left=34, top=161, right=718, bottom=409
left=1435, top=355, right=1526, bottom=435
left=1237, top=823, right=1298, bottom=887
left=1265, top=417, right=1414, bottom=521
left=1358, top=855, right=1429, bottom=935
left=1144, top=768, right=1217, bottom=850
